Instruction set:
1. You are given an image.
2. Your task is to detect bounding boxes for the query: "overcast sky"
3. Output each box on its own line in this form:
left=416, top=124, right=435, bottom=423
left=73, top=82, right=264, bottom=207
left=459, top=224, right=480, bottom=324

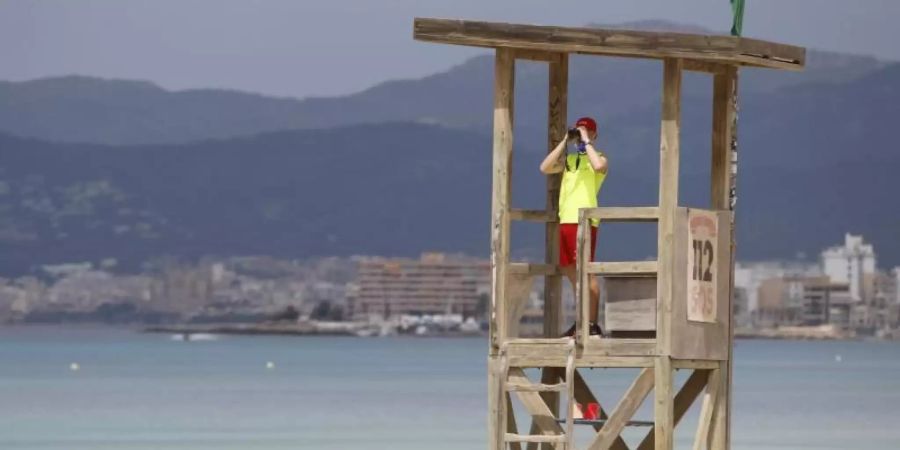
left=2, top=0, right=898, bottom=98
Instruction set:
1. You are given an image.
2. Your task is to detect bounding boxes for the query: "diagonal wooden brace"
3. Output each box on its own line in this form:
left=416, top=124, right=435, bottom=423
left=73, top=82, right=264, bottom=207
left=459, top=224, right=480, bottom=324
left=636, top=369, right=711, bottom=450
left=508, top=368, right=566, bottom=436
left=587, top=368, right=655, bottom=450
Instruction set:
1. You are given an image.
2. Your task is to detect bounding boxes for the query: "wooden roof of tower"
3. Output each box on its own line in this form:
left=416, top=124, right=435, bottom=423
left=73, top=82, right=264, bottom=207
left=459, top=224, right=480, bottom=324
left=414, top=18, right=805, bottom=71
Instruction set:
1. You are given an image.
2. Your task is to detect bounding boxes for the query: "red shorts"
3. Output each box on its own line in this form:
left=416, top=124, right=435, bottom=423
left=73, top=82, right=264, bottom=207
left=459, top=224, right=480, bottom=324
left=559, top=224, right=597, bottom=267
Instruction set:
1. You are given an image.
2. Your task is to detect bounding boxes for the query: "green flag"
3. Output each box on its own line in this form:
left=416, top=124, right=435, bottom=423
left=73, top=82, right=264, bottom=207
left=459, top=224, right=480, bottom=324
left=731, top=0, right=745, bottom=36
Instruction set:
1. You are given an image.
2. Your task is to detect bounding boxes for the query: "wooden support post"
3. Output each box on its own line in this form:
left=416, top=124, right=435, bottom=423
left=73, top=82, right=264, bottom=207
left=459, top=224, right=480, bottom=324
left=638, top=369, right=710, bottom=450
left=488, top=357, right=503, bottom=450
left=489, top=48, right=515, bottom=450
left=693, top=369, right=722, bottom=450
left=544, top=52, right=566, bottom=341
left=537, top=52, right=568, bottom=450
left=489, top=48, right=515, bottom=351
left=654, top=356, right=674, bottom=450
left=655, top=57, right=682, bottom=450
left=710, top=65, right=738, bottom=450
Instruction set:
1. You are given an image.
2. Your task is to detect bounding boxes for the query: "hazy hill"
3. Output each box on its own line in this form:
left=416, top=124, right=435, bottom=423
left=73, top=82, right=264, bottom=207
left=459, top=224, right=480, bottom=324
left=0, top=44, right=885, bottom=145
left=0, top=59, right=898, bottom=275
left=0, top=21, right=896, bottom=273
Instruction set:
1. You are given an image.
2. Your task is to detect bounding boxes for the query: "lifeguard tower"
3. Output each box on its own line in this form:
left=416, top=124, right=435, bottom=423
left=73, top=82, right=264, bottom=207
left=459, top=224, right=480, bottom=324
left=413, top=18, right=804, bottom=450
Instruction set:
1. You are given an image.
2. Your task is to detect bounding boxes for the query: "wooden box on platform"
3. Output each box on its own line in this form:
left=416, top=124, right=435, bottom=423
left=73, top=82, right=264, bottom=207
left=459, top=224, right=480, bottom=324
left=412, top=17, right=805, bottom=450
left=604, top=276, right=656, bottom=334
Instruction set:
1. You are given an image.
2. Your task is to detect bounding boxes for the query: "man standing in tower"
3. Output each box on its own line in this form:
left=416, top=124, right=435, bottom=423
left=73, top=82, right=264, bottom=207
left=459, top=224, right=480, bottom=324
left=539, top=117, right=608, bottom=337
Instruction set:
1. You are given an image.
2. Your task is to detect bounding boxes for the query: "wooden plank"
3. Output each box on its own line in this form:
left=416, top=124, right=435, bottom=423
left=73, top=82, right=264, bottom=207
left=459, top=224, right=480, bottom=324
left=656, top=58, right=682, bottom=357
left=672, top=360, right=719, bottom=370
left=710, top=65, right=739, bottom=450
left=508, top=368, right=567, bottom=435
left=413, top=18, right=805, bottom=71
left=587, top=261, right=658, bottom=275
left=710, top=67, right=737, bottom=213
left=738, top=35, right=806, bottom=66
left=683, top=59, right=728, bottom=74
left=654, top=356, right=674, bottom=450
left=510, top=209, right=555, bottom=222
left=540, top=53, right=567, bottom=450
left=489, top=357, right=503, bottom=450
left=652, top=56, right=681, bottom=450
left=668, top=209, right=730, bottom=361
left=506, top=434, right=566, bottom=444
left=693, top=369, right=721, bottom=450
left=638, top=368, right=710, bottom=450
left=490, top=48, right=515, bottom=350
left=509, top=263, right=559, bottom=276
left=503, top=339, right=657, bottom=367
left=510, top=353, right=654, bottom=369
left=513, top=48, right=557, bottom=62
left=507, top=273, right=535, bottom=339
left=605, top=277, right=657, bottom=332
left=606, top=297, right=656, bottom=331
left=587, top=368, right=655, bottom=450
left=507, top=381, right=566, bottom=392
left=580, top=206, right=660, bottom=222
left=543, top=53, right=567, bottom=340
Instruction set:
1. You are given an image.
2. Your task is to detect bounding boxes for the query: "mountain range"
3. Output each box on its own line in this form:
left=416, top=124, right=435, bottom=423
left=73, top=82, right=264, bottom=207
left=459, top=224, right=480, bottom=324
left=0, top=22, right=897, bottom=274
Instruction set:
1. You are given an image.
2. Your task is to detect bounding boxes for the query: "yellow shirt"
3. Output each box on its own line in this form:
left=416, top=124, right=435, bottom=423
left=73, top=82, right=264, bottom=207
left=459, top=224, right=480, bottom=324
left=559, top=153, right=607, bottom=226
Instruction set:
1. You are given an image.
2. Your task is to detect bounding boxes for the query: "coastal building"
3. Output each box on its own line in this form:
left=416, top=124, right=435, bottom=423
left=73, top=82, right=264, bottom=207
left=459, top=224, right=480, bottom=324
left=735, top=261, right=821, bottom=324
left=892, top=267, right=900, bottom=305
left=755, top=276, right=852, bottom=328
left=350, top=253, right=489, bottom=321
left=822, top=233, right=877, bottom=301
left=800, top=279, right=852, bottom=328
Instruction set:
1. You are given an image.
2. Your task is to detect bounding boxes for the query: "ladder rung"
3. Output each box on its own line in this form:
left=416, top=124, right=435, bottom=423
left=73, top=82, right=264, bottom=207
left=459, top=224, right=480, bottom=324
left=586, top=261, right=657, bottom=275
left=558, top=418, right=655, bottom=427
left=509, top=209, right=555, bottom=222
left=506, top=381, right=566, bottom=392
left=505, top=433, right=566, bottom=444
left=579, top=206, right=659, bottom=222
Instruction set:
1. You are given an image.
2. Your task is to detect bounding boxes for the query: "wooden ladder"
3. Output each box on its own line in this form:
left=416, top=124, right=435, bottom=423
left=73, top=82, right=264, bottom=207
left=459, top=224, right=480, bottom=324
left=498, top=340, right=577, bottom=449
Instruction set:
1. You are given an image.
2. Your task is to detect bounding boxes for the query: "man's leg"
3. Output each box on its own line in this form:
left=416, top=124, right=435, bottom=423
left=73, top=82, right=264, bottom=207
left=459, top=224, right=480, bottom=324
left=563, top=265, right=600, bottom=326
left=561, top=265, right=576, bottom=295
left=589, top=276, right=599, bottom=324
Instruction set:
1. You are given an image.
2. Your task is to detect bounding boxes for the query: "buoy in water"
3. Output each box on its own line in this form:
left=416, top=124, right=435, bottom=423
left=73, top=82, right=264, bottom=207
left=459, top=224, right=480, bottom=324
left=69, top=363, right=80, bottom=371
left=266, top=361, right=275, bottom=370
left=834, top=354, right=843, bottom=362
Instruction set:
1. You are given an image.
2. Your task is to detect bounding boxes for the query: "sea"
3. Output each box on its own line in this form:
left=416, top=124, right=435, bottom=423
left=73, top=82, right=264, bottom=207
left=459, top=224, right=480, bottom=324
left=1, top=326, right=899, bottom=450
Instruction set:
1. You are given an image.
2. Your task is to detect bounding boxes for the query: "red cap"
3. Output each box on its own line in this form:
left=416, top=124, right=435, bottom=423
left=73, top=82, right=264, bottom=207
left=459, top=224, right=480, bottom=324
left=575, top=117, right=597, bottom=132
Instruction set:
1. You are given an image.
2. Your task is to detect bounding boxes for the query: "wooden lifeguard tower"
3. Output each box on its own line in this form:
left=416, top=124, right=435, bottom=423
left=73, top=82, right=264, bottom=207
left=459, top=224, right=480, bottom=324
left=413, top=18, right=805, bottom=450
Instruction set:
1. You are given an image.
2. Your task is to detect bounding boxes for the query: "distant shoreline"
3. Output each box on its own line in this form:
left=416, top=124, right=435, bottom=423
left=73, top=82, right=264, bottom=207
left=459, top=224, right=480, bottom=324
left=144, top=323, right=356, bottom=337
left=4, top=322, right=892, bottom=342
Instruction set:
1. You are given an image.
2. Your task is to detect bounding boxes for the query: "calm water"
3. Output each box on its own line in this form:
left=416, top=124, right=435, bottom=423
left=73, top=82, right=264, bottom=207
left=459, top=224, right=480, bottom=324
left=1, top=327, right=898, bottom=450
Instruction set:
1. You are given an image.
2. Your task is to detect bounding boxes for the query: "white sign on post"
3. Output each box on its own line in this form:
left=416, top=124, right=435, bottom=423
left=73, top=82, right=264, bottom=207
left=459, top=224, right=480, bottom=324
left=687, top=210, right=718, bottom=323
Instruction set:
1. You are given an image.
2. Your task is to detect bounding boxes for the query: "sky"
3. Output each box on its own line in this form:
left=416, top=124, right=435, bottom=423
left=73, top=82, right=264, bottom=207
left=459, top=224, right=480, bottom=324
left=2, top=0, right=898, bottom=99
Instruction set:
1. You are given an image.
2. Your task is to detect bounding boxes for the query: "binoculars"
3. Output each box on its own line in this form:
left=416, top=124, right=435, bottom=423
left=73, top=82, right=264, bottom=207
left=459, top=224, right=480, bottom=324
left=567, top=128, right=583, bottom=141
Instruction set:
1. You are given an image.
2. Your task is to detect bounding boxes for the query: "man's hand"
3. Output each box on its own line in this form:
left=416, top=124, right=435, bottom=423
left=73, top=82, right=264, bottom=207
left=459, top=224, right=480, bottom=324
left=578, top=126, right=591, bottom=143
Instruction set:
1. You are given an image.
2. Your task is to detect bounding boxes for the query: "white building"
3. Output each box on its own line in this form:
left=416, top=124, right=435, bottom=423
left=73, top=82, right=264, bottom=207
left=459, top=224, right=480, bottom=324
left=822, top=234, right=877, bottom=301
